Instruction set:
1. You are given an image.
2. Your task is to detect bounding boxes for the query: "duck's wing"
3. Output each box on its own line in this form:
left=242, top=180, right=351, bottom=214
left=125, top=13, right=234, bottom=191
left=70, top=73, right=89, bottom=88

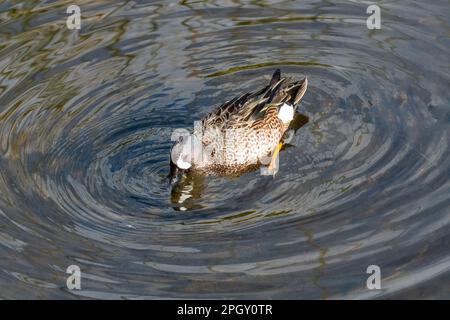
left=201, top=69, right=307, bottom=133
left=201, top=69, right=282, bottom=128
left=243, top=76, right=308, bottom=123
left=201, top=92, right=252, bottom=128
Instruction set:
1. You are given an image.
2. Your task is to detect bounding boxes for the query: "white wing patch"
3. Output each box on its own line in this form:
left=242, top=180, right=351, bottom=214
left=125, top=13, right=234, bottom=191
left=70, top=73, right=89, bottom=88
left=278, top=103, right=294, bottom=123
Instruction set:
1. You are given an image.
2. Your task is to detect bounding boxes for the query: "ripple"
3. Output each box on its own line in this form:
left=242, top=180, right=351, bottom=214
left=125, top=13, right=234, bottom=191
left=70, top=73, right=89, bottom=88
left=0, top=0, right=449, bottom=299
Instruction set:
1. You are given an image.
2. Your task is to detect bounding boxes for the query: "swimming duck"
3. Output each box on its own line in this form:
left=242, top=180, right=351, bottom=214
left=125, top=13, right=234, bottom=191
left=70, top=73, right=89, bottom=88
left=170, top=69, right=308, bottom=184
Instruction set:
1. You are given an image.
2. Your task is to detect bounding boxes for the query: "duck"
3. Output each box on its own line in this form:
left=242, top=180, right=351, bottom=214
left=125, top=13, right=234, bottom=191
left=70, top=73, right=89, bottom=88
left=169, top=69, right=308, bottom=185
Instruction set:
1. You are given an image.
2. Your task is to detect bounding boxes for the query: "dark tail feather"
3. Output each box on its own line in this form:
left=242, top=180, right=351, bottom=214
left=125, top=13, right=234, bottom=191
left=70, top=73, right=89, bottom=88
left=269, top=69, right=281, bottom=86
left=289, top=77, right=308, bottom=106
left=246, top=69, right=280, bottom=100
left=264, top=77, right=286, bottom=102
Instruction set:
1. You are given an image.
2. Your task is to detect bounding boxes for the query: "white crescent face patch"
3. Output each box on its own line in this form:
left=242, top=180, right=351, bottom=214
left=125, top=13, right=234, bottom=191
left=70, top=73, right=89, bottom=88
left=171, top=135, right=193, bottom=169
left=176, top=155, right=191, bottom=169
left=277, top=102, right=294, bottom=123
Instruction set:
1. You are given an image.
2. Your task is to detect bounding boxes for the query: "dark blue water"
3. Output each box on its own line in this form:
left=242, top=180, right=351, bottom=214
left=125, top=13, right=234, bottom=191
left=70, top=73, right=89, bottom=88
left=0, top=0, right=449, bottom=299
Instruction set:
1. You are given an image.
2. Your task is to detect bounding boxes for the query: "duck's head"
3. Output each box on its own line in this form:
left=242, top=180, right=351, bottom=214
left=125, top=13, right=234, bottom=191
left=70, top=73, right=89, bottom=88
left=169, top=134, right=202, bottom=185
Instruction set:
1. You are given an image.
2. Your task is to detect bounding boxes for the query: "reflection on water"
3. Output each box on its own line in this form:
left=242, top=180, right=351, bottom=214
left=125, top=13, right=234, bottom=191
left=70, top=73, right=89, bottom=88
left=0, top=0, right=449, bottom=299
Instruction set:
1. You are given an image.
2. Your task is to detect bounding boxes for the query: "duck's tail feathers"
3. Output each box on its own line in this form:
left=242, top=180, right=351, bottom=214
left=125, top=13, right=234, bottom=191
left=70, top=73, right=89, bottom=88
left=264, top=77, right=287, bottom=103
left=269, top=69, right=281, bottom=86
left=286, top=77, right=308, bottom=107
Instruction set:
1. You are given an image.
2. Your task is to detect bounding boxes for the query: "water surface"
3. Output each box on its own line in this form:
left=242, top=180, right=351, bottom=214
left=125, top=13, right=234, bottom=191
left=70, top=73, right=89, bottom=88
left=0, top=0, right=449, bottom=299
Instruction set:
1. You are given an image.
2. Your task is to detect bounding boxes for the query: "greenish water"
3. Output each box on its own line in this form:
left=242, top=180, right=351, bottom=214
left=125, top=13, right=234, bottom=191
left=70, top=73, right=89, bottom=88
left=0, top=0, right=449, bottom=299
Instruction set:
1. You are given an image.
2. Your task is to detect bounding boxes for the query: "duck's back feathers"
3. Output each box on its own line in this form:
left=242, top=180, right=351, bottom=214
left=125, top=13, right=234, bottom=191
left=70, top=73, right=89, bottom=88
left=203, top=69, right=307, bottom=130
left=186, top=69, right=309, bottom=175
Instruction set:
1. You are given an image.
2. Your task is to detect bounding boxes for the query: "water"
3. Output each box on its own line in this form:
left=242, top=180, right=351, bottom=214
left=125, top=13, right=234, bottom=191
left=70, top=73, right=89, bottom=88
left=0, top=0, right=449, bottom=299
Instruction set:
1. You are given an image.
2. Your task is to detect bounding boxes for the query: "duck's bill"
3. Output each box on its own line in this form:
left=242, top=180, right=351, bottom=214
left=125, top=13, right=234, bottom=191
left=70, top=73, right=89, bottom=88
left=169, top=161, right=184, bottom=186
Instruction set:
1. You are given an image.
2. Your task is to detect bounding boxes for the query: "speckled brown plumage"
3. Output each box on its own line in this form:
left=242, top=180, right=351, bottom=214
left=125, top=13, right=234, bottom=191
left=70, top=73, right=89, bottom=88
left=191, top=69, right=308, bottom=175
